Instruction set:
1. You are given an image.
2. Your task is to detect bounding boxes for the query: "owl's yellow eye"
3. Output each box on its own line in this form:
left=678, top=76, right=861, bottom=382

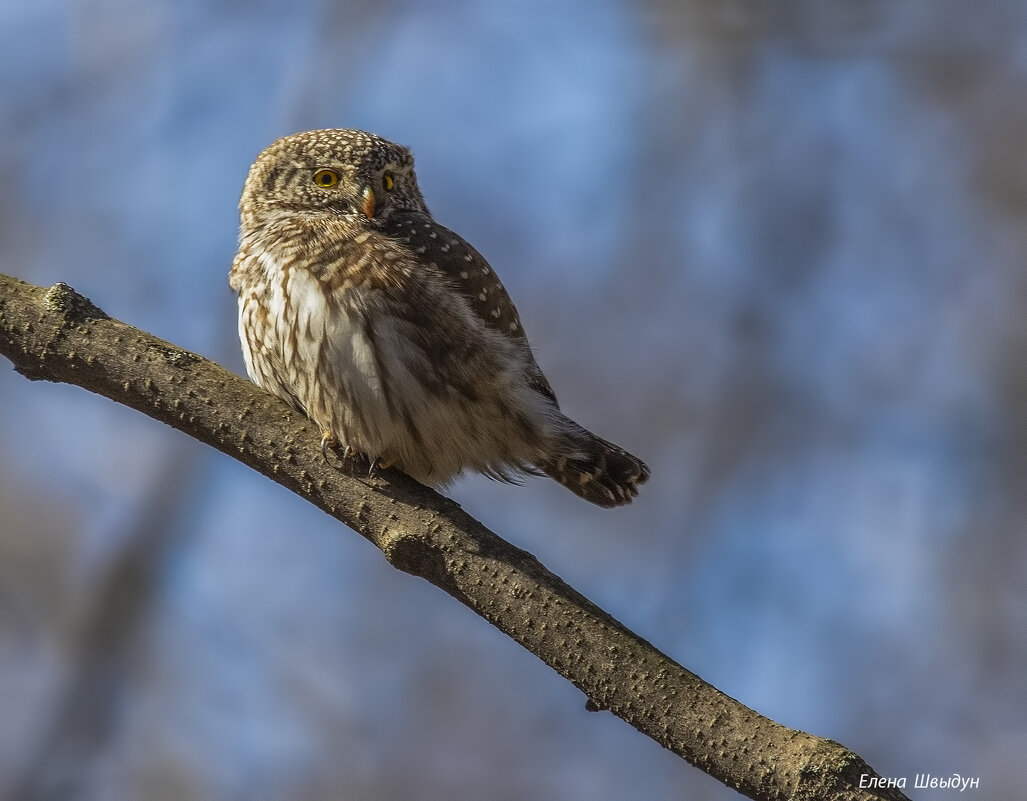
left=383, top=173, right=394, bottom=191
left=313, top=169, right=340, bottom=187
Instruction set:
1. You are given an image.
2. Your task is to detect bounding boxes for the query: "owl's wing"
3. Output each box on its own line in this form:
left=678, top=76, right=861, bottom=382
left=381, top=211, right=558, bottom=404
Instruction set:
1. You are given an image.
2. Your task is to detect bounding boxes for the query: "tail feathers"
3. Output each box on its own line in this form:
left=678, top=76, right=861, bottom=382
left=542, top=428, right=650, bottom=508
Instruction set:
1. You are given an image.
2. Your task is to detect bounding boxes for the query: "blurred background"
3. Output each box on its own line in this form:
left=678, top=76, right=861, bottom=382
left=1, top=1, right=1025, bottom=799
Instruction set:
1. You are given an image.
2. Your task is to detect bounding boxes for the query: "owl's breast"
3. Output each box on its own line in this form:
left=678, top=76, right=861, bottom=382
left=233, top=244, right=394, bottom=446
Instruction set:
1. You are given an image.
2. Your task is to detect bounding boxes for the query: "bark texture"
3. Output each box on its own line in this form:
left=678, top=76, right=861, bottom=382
left=0, top=274, right=910, bottom=801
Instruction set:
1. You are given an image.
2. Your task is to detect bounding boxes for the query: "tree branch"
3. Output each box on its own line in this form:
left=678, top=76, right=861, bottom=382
left=0, top=274, right=910, bottom=801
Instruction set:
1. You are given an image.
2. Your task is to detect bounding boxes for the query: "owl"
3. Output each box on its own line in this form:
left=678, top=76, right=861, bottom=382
left=230, top=129, right=649, bottom=507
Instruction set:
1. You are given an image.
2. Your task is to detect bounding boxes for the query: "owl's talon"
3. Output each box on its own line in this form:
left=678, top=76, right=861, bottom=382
left=366, top=457, right=394, bottom=479
left=320, top=430, right=338, bottom=459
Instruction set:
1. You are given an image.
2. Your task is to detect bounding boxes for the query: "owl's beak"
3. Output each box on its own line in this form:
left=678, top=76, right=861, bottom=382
left=361, top=186, right=376, bottom=219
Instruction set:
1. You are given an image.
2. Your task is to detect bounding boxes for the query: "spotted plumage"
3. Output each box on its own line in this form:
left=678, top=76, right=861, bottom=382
left=230, top=129, right=649, bottom=507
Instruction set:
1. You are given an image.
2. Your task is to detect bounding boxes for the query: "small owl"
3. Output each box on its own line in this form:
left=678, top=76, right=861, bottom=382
left=230, top=129, right=649, bottom=507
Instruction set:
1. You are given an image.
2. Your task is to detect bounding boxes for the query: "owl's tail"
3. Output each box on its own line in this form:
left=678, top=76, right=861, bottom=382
left=541, top=423, right=650, bottom=508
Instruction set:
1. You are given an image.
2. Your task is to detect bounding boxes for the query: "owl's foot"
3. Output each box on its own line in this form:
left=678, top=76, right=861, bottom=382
left=319, top=430, right=393, bottom=484
left=320, top=430, right=338, bottom=459
left=320, top=431, right=357, bottom=469
left=321, top=433, right=381, bottom=479
left=362, top=455, right=397, bottom=481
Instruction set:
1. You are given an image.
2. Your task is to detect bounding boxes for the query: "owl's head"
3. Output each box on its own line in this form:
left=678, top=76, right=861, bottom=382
left=240, top=129, right=428, bottom=227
